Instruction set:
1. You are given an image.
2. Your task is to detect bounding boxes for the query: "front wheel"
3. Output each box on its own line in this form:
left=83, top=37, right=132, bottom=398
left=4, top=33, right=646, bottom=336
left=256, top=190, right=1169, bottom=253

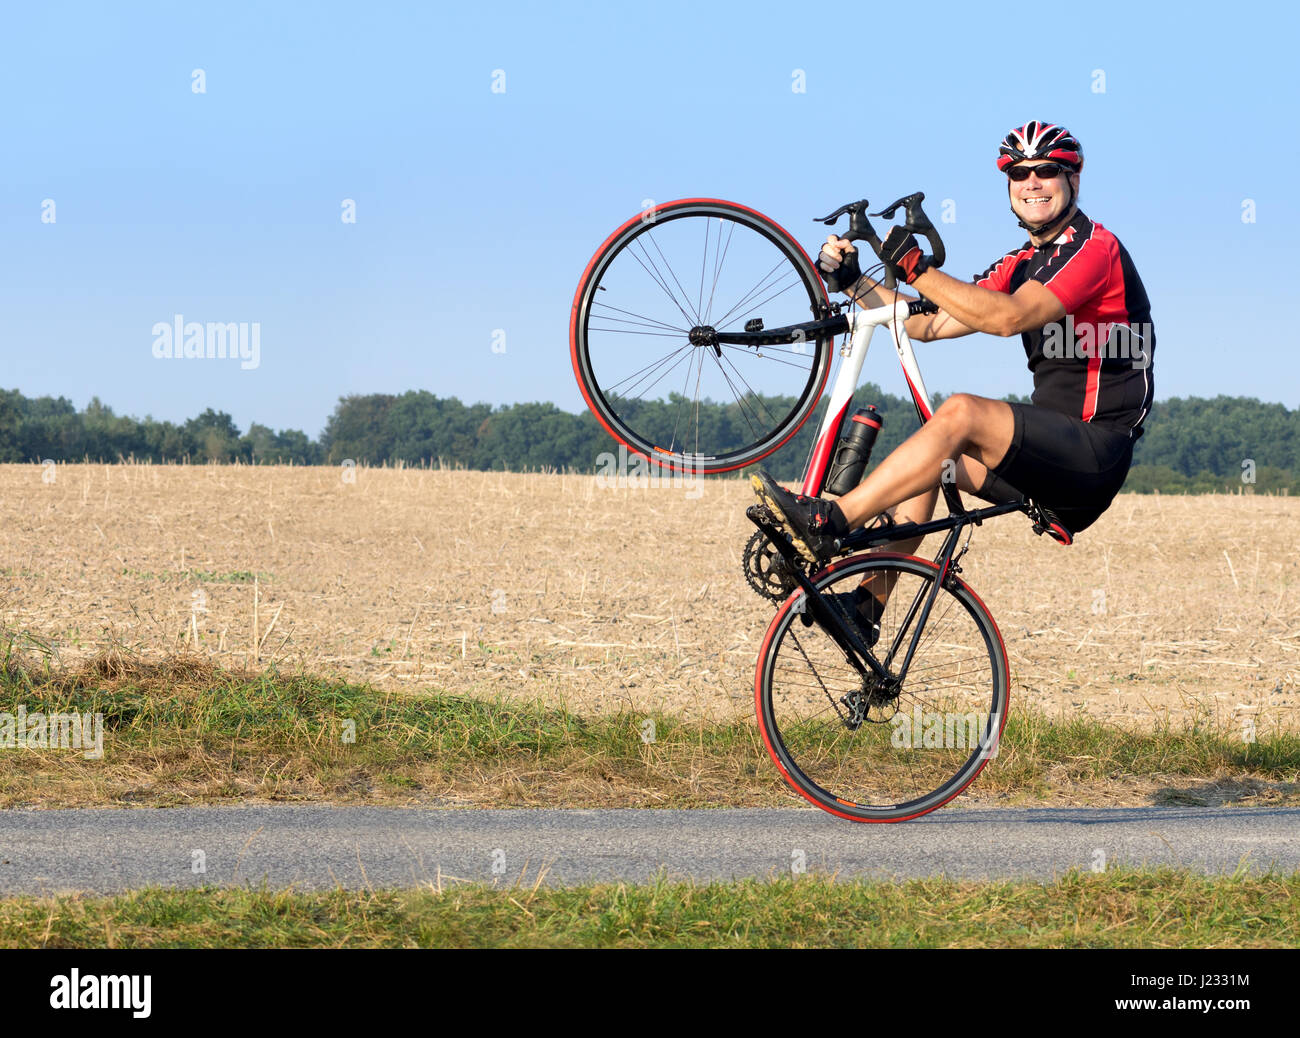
left=755, top=553, right=1009, bottom=822
left=570, top=199, right=833, bottom=474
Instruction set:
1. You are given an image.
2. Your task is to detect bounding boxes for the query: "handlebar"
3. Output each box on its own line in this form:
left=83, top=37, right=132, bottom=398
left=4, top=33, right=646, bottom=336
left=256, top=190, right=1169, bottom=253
left=816, top=193, right=946, bottom=290
left=871, top=192, right=947, bottom=270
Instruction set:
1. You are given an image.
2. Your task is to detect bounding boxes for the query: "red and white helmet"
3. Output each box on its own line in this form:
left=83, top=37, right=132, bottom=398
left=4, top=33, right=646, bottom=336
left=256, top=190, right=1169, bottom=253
left=996, top=121, right=1083, bottom=173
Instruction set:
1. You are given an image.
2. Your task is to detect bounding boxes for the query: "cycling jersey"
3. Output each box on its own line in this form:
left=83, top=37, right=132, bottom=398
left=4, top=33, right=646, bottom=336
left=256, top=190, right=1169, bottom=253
left=975, top=209, right=1155, bottom=439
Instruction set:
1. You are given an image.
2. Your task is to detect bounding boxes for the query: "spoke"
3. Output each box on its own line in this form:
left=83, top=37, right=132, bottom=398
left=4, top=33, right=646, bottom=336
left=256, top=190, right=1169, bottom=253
left=667, top=347, right=707, bottom=455
left=697, top=217, right=708, bottom=321
left=901, top=682, right=991, bottom=702
left=716, top=272, right=810, bottom=331
left=643, top=230, right=702, bottom=325
left=709, top=357, right=770, bottom=445
left=623, top=350, right=696, bottom=403
left=904, top=653, right=992, bottom=675
left=896, top=686, right=983, bottom=717
left=693, top=341, right=707, bottom=458
left=704, top=218, right=736, bottom=325
left=715, top=350, right=785, bottom=431
left=628, top=239, right=697, bottom=327
left=590, top=302, right=689, bottom=334
left=907, top=596, right=961, bottom=658
left=608, top=345, right=695, bottom=402
left=720, top=342, right=817, bottom=372
left=589, top=328, right=691, bottom=339
left=710, top=258, right=794, bottom=330
left=719, top=341, right=813, bottom=360
left=603, top=343, right=692, bottom=395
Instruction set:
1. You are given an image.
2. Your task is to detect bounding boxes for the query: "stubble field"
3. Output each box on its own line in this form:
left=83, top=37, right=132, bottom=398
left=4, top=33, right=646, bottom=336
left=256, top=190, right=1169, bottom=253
left=2, top=463, right=1298, bottom=733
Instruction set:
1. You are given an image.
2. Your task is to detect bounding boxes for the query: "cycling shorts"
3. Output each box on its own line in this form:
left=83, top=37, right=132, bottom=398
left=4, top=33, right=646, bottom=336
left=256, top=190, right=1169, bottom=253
left=973, top=402, right=1134, bottom=534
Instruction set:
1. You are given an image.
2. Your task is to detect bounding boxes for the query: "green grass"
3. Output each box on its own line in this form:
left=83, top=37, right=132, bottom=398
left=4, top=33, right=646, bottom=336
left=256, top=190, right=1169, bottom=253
left=119, top=568, right=272, bottom=583
left=0, top=651, right=1297, bottom=808
left=1, top=869, right=1296, bottom=948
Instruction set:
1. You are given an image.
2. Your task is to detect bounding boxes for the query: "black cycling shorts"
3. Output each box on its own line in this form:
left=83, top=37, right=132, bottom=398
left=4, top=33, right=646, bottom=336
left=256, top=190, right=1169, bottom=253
left=974, top=402, right=1134, bottom=534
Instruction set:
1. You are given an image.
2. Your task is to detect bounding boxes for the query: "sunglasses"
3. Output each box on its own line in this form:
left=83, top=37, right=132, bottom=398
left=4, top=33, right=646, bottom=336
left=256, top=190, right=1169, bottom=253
left=1006, top=162, right=1073, bottom=181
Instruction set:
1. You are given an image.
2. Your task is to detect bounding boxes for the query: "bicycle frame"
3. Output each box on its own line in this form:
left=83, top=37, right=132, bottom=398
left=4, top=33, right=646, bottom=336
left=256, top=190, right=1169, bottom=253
left=798, top=299, right=942, bottom=498
left=723, top=293, right=968, bottom=515
left=742, top=293, right=1032, bottom=688
left=751, top=495, right=1024, bottom=687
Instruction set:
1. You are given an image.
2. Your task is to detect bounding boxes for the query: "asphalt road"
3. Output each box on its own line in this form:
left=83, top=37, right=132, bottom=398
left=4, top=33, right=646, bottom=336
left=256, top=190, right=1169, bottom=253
left=1, top=805, right=1296, bottom=894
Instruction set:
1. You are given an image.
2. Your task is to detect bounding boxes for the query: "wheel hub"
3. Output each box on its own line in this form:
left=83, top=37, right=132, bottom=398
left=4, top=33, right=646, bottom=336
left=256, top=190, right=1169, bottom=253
left=840, top=674, right=901, bottom=730
left=688, top=325, right=721, bottom=356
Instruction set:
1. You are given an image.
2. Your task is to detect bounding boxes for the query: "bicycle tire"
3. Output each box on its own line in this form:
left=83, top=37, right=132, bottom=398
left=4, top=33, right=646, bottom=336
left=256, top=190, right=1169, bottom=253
left=570, top=199, right=833, bottom=474
left=755, top=553, right=1009, bottom=822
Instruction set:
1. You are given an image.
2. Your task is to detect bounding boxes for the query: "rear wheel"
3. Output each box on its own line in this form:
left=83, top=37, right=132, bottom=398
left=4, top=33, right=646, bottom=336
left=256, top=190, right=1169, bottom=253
left=755, top=553, right=1009, bottom=822
left=570, top=199, right=833, bottom=474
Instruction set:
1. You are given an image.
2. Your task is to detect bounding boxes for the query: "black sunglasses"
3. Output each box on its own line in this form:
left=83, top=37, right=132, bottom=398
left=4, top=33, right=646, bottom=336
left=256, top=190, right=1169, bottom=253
left=1006, top=162, right=1073, bottom=181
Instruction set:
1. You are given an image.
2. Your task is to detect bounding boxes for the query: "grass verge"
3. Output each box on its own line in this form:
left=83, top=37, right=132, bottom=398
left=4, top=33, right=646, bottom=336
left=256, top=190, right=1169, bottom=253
left=1, top=869, right=1296, bottom=948
left=1, top=650, right=1298, bottom=809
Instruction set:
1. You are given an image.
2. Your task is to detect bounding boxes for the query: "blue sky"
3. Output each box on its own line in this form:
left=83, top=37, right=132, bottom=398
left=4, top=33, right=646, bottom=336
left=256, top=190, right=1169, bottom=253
left=2, top=1, right=1296, bottom=438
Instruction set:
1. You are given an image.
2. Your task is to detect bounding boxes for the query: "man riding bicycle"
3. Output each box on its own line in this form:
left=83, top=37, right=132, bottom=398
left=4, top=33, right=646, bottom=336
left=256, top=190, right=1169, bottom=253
left=751, top=121, right=1155, bottom=640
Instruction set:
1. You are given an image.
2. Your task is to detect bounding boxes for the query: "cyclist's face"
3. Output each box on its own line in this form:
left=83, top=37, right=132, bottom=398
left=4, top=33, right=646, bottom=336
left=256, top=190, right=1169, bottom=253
left=1007, top=161, right=1078, bottom=226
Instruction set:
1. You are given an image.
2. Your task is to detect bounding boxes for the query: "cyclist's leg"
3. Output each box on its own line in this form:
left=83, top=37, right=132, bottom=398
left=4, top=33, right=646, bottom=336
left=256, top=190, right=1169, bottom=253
left=852, top=455, right=998, bottom=605
left=834, top=394, right=1014, bottom=530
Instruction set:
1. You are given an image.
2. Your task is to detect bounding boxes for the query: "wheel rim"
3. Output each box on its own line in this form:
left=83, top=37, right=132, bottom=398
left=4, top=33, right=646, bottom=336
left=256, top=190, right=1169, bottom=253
left=573, top=201, right=830, bottom=473
left=758, top=557, right=1007, bottom=821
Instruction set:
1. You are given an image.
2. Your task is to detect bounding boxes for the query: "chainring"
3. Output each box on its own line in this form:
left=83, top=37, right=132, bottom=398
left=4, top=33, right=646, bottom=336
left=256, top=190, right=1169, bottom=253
left=742, top=525, right=802, bottom=603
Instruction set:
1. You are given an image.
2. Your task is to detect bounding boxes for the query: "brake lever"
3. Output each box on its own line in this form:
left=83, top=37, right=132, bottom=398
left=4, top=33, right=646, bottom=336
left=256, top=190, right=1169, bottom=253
left=816, top=199, right=895, bottom=289
left=816, top=201, right=865, bottom=225
left=870, top=192, right=946, bottom=269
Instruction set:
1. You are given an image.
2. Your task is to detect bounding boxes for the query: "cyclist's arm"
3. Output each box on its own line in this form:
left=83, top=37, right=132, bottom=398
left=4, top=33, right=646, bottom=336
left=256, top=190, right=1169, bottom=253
left=846, top=275, right=984, bottom=342
left=909, top=268, right=1065, bottom=337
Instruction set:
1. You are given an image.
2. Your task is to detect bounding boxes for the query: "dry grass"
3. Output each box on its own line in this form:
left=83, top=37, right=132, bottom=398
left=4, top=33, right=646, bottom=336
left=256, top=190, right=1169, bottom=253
left=1, top=463, right=1297, bottom=730
left=2, top=650, right=1297, bottom=809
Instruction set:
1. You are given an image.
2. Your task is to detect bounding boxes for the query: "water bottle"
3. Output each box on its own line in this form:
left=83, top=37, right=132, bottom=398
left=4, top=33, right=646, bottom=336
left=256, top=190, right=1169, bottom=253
left=824, top=406, right=882, bottom=496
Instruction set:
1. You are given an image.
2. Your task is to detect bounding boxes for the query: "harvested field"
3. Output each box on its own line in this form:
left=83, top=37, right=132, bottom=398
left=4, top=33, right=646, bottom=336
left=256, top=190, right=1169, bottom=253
left=1, top=464, right=1297, bottom=730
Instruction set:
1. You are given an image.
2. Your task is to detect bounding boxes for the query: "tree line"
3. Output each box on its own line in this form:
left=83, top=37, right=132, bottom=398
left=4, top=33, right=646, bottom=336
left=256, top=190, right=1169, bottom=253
left=0, top=386, right=1294, bottom=493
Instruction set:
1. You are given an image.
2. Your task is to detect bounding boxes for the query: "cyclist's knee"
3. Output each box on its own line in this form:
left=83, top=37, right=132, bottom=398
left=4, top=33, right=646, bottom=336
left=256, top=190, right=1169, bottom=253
left=935, top=393, right=980, bottom=430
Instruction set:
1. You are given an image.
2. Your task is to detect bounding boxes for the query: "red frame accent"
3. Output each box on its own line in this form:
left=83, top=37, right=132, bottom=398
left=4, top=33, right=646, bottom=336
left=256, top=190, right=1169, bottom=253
left=801, top=397, right=851, bottom=496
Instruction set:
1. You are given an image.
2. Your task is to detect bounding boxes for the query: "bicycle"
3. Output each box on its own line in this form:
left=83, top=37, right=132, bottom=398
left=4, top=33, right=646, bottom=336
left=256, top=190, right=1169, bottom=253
left=570, top=195, right=1074, bottom=822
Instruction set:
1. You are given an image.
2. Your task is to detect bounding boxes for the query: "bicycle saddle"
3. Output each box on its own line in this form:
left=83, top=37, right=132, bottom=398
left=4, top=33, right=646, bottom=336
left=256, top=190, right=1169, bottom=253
left=1029, top=502, right=1073, bottom=546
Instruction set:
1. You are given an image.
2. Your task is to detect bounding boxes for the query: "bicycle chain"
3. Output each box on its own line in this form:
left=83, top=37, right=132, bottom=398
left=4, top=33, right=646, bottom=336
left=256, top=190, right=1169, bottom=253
left=742, top=516, right=854, bottom=724
left=745, top=508, right=900, bottom=730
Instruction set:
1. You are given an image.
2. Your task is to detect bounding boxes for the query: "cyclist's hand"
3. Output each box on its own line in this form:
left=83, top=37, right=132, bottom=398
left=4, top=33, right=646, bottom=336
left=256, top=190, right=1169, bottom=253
left=880, top=226, right=928, bottom=285
left=817, top=235, right=862, bottom=294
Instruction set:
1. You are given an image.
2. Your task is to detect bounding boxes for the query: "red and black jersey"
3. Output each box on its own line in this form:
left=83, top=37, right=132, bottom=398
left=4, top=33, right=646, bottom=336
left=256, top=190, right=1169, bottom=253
left=975, top=209, right=1154, bottom=439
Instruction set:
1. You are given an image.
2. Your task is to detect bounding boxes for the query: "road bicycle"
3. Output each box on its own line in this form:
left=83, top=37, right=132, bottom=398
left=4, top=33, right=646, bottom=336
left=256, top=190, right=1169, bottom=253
left=570, top=196, right=1073, bottom=822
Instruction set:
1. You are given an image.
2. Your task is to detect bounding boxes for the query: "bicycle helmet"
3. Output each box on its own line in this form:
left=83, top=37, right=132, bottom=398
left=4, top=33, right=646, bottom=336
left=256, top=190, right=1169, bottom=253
left=997, top=120, right=1083, bottom=235
left=996, top=121, right=1083, bottom=172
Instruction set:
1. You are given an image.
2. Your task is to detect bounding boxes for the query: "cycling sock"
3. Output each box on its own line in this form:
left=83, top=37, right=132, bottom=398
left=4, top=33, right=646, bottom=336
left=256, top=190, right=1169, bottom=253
left=825, top=502, right=850, bottom=539
left=851, top=585, right=885, bottom=622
